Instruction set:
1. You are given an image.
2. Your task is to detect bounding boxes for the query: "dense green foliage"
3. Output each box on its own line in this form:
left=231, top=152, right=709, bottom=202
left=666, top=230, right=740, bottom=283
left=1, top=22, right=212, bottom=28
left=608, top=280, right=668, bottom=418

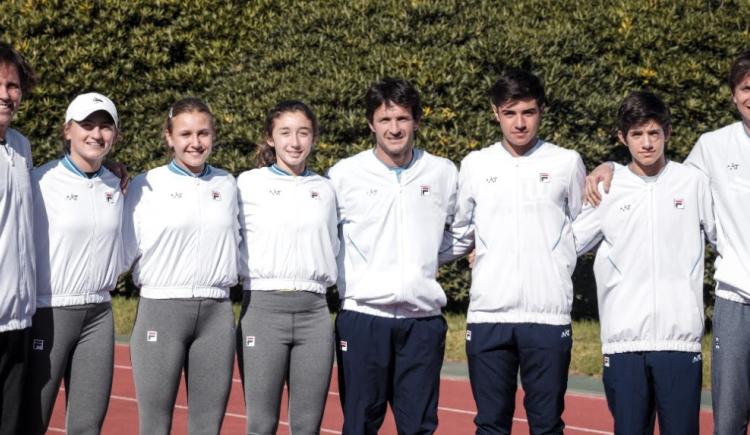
left=3, top=0, right=748, bottom=317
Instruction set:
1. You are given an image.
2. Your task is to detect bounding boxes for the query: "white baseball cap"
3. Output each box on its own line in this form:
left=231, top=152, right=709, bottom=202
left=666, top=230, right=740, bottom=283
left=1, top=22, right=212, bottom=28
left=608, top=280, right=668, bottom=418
left=65, top=92, right=119, bottom=127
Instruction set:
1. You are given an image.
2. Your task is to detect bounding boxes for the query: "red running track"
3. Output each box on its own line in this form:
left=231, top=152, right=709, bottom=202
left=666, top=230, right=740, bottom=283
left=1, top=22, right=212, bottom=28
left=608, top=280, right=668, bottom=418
left=47, top=343, right=714, bottom=434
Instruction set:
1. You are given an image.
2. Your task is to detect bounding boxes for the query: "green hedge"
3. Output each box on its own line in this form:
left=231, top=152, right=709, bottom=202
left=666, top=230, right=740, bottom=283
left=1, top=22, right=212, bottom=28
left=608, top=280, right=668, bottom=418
left=3, top=0, right=747, bottom=318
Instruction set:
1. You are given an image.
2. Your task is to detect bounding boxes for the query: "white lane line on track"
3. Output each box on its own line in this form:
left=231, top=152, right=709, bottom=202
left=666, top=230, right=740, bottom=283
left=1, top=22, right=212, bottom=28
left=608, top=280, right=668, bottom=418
left=107, top=394, right=343, bottom=434
left=112, top=347, right=617, bottom=433
left=113, top=362, right=615, bottom=431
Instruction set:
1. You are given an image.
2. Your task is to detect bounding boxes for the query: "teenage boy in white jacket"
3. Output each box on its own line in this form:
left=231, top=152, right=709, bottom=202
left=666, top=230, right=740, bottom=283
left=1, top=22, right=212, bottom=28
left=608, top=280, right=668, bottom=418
left=574, top=91, right=715, bottom=435
left=586, top=50, right=750, bottom=435
left=0, top=42, right=37, bottom=435
left=328, top=77, right=458, bottom=435
left=441, top=69, right=586, bottom=434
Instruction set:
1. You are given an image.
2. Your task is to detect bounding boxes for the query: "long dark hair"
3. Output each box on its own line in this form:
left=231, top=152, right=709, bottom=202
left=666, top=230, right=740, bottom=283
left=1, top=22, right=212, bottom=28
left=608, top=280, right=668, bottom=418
left=256, top=100, right=319, bottom=168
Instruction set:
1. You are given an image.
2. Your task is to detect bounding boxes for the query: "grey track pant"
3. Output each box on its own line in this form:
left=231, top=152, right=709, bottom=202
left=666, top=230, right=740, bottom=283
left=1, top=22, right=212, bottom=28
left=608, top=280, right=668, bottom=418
left=23, top=302, right=114, bottom=435
left=130, top=297, right=235, bottom=435
left=712, top=296, right=750, bottom=435
left=237, top=291, right=334, bottom=435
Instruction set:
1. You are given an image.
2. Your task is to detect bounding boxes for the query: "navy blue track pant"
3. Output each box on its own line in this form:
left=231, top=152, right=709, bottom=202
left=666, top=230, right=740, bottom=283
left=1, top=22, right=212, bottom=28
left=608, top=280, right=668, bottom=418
left=603, top=351, right=701, bottom=435
left=0, top=327, right=28, bottom=435
left=466, top=322, right=572, bottom=435
left=335, top=310, right=447, bottom=435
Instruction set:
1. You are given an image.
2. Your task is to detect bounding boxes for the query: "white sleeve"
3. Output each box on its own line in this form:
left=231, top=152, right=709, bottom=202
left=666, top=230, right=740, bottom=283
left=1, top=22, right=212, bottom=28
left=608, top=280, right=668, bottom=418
left=326, top=165, right=347, bottom=225
left=567, top=153, right=587, bottom=219
left=121, top=181, right=142, bottom=270
left=236, top=177, right=251, bottom=281
left=572, top=192, right=605, bottom=255
left=697, top=172, right=717, bottom=248
left=685, top=139, right=710, bottom=178
left=439, top=159, right=475, bottom=264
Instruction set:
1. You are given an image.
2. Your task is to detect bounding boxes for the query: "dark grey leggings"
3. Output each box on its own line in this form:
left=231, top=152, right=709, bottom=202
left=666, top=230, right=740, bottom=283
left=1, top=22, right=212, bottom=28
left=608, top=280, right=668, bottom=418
left=130, top=298, right=235, bottom=435
left=237, top=290, right=334, bottom=435
left=23, top=302, right=114, bottom=435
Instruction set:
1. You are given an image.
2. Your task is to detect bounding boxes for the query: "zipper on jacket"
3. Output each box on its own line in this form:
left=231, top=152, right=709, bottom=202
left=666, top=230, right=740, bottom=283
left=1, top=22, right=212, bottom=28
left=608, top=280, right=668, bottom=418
left=514, top=161, right=521, bottom=306
left=649, top=184, right=657, bottom=341
left=293, top=175, right=300, bottom=290
left=397, top=172, right=405, bottom=310
left=87, top=179, right=97, bottom=294
left=193, top=178, right=202, bottom=296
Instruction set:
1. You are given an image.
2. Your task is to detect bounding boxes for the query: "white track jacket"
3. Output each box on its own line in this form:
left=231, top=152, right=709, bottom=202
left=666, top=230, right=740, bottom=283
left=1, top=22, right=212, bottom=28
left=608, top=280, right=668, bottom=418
left=237, top=166, right=338, bottom=293
left=686, top=122, right=750, bottom=303
left=441, top=140, right=586, bottom=325
left=0, top=128, right=35, bottom=332
left=123, top=163, right=240, bottom=299
left=328, top=149, right=458, bottom=318
left=573, top=162, right=716, bottom=354
left=33, top=157, right=125, bottom=307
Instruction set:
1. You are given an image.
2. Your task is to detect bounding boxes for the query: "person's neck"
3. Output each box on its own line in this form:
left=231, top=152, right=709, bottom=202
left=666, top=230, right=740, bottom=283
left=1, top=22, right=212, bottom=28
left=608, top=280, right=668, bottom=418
left=69, top=152, right=102, bottom=173
left=501, top=137, right=537, bottom=157
left=742, top=119, right=750, bottom=138
left=274, top=162, right=306, bottom=176
left=175, top=159, right=205, bottom=175
left=375, top=147, right=413, bottom=168
left=628, top=159, right=666, bottom=177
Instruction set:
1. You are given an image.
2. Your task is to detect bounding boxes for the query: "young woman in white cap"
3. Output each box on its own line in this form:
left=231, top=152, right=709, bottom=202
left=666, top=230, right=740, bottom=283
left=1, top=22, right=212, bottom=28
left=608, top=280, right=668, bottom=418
left=123, top=97, right=239, bottom=435
left=236, top=100, right=338, bottom=434
left=23, top=92, right=126, bottom=435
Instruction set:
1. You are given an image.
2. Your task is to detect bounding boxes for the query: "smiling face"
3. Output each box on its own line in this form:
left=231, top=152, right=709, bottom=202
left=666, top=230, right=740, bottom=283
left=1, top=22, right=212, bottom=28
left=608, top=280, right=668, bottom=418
left=733, top=73, right=750, bottom=131
left=268, top=110, right=314, bottom=175
left=0, top=62, right=22, bottom=138
left=165, top=111, right=214, bottom=173
left=64, top=110, right=118, bottom=172
left=619, top=119, right=669, bottom=177
left=493, top=98, right=542, bottom=155
left=369, top=102, right=418, bottom=167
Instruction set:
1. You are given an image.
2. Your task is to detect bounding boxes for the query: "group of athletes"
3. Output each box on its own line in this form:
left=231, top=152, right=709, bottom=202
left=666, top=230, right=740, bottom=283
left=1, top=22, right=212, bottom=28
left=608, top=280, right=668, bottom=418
left=0, top=41, right=749, bottom=435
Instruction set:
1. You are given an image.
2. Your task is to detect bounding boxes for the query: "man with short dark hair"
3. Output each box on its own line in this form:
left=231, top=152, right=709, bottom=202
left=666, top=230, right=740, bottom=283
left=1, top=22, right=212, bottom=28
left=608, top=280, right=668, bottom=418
left=328, top=77, right=458, bottom=434
left=0, top=41, right=37, bottom=435
left=687, top=50, right=750, bottom=435
left=586, top=50, right=750, bottom=434
left=442, top=69, right=586, bottom=434
left=575, top=91, right=714, bottom=435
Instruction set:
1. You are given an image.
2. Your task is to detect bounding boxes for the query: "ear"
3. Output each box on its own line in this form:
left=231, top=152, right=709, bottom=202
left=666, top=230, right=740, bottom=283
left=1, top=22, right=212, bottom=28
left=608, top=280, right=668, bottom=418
left=663, top=125, right=672, bottom=142
left=491, top=104, right=501, bottom=122
left=164, top=130, right=175, bottom=148
left=266, top=136, right=276, bottom=149
left=368, top=121, right=376, bottom=134
left=617, top=130, right=627, bottom=146
left=63, top=122, right=72, bottom=141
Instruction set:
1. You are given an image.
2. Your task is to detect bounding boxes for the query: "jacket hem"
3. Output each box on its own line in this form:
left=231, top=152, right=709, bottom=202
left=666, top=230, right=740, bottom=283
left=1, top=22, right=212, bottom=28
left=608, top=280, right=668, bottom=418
left=467, top=311, right=571, bottom=325
left=0, top=317, right=32, bottom=333
left=341, top=299, right=442, bottom=318
left=140, top=286, right=230, bottom=299
left=715, top=286, right=750, bottom=305
left=243, top=279, right=327, bottom=293
left=602, top=340, right=702, bottom=354
left=37, top=290, right=112, bottom=308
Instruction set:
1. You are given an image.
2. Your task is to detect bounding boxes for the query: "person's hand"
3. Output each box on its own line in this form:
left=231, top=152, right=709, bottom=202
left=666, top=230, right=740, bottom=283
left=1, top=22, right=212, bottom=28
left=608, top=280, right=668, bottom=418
left=585, top=162, right=614, bottom=207
left=104, top=161, right=130, bottom=194
left=468, top=250, right=476, bottom=269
